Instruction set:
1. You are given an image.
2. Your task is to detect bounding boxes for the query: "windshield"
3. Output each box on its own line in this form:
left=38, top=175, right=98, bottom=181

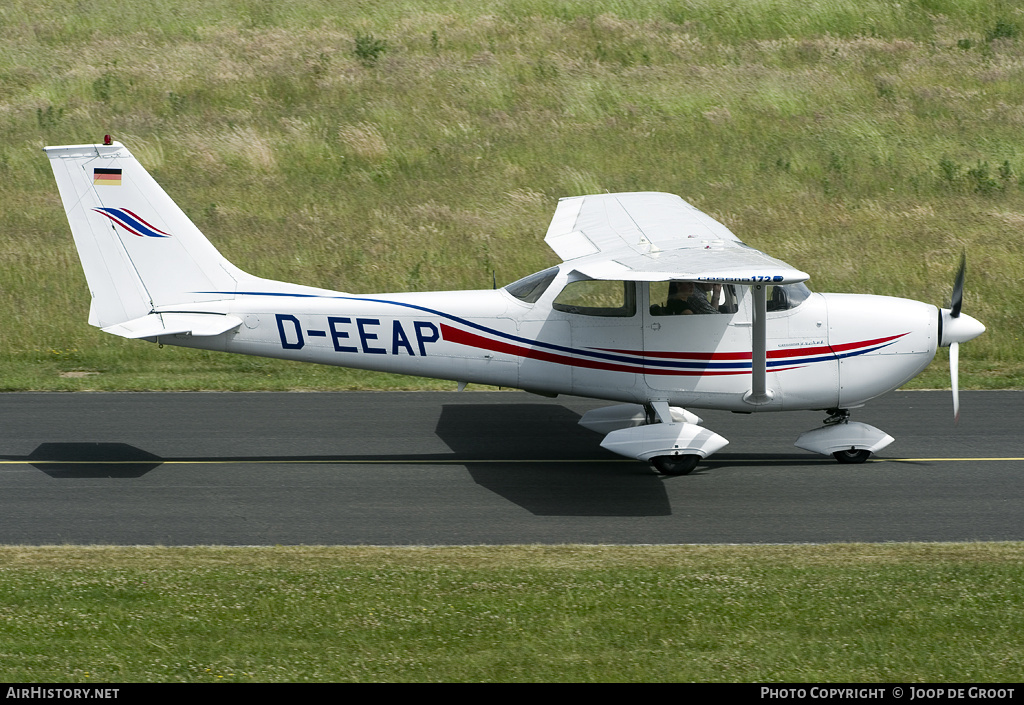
left=505, top=266, right=558, bottom=303
left=767, top=282, right=812, bottom=311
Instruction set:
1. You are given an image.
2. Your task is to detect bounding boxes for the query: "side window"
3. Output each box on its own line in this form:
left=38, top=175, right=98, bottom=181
left=649, top=281, right=738, bottom=315
left=553, top=280, right=636, bottom=317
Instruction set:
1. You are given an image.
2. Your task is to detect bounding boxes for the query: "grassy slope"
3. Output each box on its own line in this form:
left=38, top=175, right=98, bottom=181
left=2, top=0, right=1023, bottom=390
left=2, top=544, right=1023, bottom=683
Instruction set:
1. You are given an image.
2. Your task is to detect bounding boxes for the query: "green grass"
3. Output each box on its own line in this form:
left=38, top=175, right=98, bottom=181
left=1, top=544, right=1022, bottom=682
left=3, top=0, right=1024, bottom=389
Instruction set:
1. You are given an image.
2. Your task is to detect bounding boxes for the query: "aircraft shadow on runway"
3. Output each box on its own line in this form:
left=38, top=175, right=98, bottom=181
left=17, top=442, right=164, bottom=478
left=434, top=403, right=675, bottom=517
left=432, top=404, right=825, bottom=517
left=5, top=403, right=821, bottom=518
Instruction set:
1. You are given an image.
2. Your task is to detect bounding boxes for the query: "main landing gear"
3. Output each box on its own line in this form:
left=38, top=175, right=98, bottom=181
left=644, top=403, right=705, bottom=475
left=650, top=454, right=701, bottom=476
left=579, top=402, right=729, bottom=476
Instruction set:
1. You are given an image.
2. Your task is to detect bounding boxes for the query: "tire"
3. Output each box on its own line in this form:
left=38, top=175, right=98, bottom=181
left=651, top=454, right=700, bottom=476
left=832, top=448, right=871, bottom=464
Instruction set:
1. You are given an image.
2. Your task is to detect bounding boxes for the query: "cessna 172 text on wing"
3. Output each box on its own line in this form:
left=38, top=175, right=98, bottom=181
left=44, top=139, right=985, bottom=475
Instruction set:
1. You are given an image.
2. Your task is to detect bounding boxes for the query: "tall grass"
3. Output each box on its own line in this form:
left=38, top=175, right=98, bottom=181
left=2, top=0, right=1023, bottom=389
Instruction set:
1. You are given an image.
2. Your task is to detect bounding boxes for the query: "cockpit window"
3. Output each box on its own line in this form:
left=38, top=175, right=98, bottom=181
left=766, top=282, right=812, bottom=311
left=650, top=281, right=739, bottom=315
left=505, top=266, right=558, bottom=303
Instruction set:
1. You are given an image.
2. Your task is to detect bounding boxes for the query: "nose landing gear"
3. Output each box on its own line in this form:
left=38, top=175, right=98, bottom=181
left=832, top=448, right=873, bottom=464
left=794, top=408, right=894, bottom=463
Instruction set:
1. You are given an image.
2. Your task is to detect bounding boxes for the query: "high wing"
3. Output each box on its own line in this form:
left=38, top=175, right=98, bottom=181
left=544, top=192, right=808, bottom=284
left=546, top=192, right=808, bottom=406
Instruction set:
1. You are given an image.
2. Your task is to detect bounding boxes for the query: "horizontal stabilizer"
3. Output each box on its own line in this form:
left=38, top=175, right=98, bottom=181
left=102, top=313, right=243, bottom=339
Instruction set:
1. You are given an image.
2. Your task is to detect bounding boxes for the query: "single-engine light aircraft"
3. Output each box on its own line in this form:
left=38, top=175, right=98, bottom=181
left=45, top=139, right=985, bottom=474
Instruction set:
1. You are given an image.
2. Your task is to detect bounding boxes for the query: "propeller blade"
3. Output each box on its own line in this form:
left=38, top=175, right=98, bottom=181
left=950, top=341, right=960, bottom=424
left=950, top=251, right=965, bottom=318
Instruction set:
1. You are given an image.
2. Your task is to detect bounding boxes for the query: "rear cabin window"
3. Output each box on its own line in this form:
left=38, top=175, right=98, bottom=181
left=553, top=279, right=636, bottom=317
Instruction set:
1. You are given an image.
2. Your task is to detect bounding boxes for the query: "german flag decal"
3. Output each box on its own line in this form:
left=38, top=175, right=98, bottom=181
left=93, top=168, right=122, bottom=186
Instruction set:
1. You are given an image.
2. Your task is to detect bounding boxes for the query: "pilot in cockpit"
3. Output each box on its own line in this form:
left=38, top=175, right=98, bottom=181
left=651, top=281, right=720, bottom=315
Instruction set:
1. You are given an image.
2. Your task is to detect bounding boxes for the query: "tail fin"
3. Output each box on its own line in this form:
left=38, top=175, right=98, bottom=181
left=44, top=141, right=253, bottom=331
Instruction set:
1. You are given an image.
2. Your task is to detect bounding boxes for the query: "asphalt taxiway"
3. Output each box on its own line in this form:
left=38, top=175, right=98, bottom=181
left=0, top=390, right=1020, bottom=545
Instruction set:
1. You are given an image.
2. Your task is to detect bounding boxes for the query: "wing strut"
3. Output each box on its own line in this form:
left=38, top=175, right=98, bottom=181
left=744, top=284, right=774, bottom=405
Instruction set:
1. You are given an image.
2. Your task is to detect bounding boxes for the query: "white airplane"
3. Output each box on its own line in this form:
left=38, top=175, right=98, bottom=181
left=45, top=138, right=985, bottom=474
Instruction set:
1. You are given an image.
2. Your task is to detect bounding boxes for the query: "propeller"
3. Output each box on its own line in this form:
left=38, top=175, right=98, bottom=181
left=938, top=253, right=985, bottom=423
left=950, top=336, right=960, bottom=423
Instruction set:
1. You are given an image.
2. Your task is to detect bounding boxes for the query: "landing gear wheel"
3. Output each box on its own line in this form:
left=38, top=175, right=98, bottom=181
left=651, top=454, right=700, bottom=476
left=832, top=448, right=871, bottom=464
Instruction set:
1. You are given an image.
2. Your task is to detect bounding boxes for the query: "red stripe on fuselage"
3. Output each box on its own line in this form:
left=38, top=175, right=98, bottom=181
left=596, top=332, right=908, bottom=361
left=828, top=332, right=908, bottom=354
left=440, top=324, right=753, bottom=376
